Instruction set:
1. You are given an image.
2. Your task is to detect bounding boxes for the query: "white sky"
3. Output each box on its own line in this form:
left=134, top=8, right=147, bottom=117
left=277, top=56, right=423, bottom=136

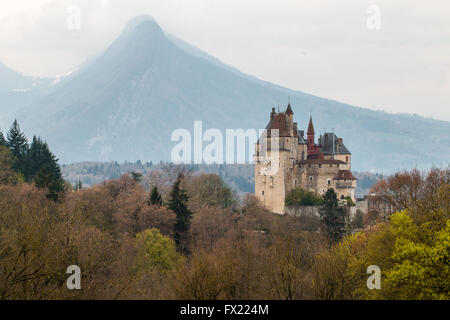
left=0, top=0, right=449, bottom=120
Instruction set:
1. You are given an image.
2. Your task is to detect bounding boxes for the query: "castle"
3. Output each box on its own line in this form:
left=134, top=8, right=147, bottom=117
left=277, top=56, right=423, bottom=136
left=254, top=104, right=357, bottom=214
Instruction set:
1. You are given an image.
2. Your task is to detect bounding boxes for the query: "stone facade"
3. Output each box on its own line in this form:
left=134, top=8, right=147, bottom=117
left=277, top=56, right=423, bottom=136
left=255, top=105, right=357, bottom=214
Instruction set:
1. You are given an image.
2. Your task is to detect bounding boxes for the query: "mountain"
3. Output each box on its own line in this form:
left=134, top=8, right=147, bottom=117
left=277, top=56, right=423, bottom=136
left=2, top=16, right=449, bottom=173
left=0, top=62, right=61, bottom=123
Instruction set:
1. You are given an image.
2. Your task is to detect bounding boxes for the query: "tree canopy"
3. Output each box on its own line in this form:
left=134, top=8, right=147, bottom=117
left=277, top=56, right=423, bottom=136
left=285, top=188, right=324, bottom=207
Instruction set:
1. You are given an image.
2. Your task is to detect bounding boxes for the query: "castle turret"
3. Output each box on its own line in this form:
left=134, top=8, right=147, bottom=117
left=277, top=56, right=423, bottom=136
left=307, top=116, right=315, bottom=152
left=286, top=104, right=294, bottom=136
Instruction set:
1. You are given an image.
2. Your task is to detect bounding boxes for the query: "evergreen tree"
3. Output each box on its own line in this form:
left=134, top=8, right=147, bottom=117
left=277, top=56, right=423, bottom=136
left=29, top=139, right=65, bottom=201
left=74, top=179, right=82, bottom=191
left=34, top=163, right=64, bottom=201
left=148, top=185, right=163, bottom=206
left=319, top=188, right=347, bottom=243
left=24, top=136, right=44, bottom=180
left=6, top=120, right=28, bottom=173
left=167, top=174, right=192, bottom=251
left=130, top=171, right=143, bottom=183
left=0, top=130, right=5, bottom=147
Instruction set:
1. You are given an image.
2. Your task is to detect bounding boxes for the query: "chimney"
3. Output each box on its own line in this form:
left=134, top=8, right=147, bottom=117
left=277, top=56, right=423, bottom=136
left=293, top=122, right=298, bottom=133
left=299, top=130, right=304, bottom=138
left=270, top=107, right=276, bottom=120
left=338, top=138, right=343, bottom=147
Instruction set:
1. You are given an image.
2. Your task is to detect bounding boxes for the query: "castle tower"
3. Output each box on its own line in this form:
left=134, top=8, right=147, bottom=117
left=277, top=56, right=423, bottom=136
left=286, top=103, right=294, bottom=136
left=255, top=105, right=298, bottom=214
left=307, top=116, right=315, bottom=154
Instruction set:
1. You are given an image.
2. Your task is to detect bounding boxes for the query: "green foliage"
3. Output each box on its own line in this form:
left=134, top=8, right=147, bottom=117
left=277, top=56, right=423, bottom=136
left=34, top=163, right=65, bottom=201
left=351, top=210, right=364, bottom=229
left=148, top=185, right=163, bottom=206
left=0, top=146, right=18, bottom=185
left=27, top=136, right=65, bottom=200
left=134, top=228, right=182, bottom=273
left=167, top=174, right=192, bottom=251
left=6, top=120, right=28, bottom=173
left=0, top=130, right=5, bottom=147
left=313, top=168, right=449, bottom=300
left=285, top=188, right=324, bottom=207
left=187, top=174, right=235, bottom=210
left=384, top=210, right=450, bottom=299
left=0, top=122, right=65, bottom=201
left=319, top=188, right=347, bottom=243
left=345, top=196, right=355, bottom=207
left=130, top=171, right=143, bottom=183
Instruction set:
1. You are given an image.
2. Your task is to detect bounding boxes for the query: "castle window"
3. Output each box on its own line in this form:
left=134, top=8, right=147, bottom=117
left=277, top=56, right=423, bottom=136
left=330, top=164, right=332, bottom=168
left=319, top=164, right=322, bottom=168
left=309, top=176, right=313, bottom=182
left=262, top=191, right=264, bottom=196
left=308, top=164, right=311, bottom=168
left=328, top=180, right=331, bottom=185
left=346, top=156, right=349, bottom=163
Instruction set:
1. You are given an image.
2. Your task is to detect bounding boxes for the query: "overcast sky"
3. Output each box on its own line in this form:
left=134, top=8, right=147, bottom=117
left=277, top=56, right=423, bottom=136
left=0, top=0, right=449, bottom=120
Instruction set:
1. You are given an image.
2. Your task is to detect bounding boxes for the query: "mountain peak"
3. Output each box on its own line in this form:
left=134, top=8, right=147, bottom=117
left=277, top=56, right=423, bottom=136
left=123, top=15, right=158, bottom=33
left=118, top=15, right=166, bottom=47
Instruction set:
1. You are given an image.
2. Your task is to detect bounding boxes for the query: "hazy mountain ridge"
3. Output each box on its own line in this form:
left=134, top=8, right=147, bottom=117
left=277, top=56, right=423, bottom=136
left=0, top=16, right=448, bottom=173
left=0, top=61, right=71, bottom=121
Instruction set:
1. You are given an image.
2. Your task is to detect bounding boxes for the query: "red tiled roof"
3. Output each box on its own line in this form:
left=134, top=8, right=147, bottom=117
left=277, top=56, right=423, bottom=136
left=265, top=113, right=291, bottom=137
left=334, top=170, right=357, bottom=180
left=307, top=153, right=324, bottom=160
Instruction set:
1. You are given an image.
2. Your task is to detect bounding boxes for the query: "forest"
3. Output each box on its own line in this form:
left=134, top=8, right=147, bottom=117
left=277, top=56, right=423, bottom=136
left=0, top=121, right=448, bottom=300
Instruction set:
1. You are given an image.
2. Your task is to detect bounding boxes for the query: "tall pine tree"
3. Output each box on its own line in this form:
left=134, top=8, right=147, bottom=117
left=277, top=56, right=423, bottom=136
left=167, top=174, right=192, bottom=251
left=319, top=188, right=347, bottom=244
left=148, top=185, right=163, bottom=206
left=24, top=135, right=65, bottom=200
left=0, top=129, right=5, bottom=147
left=6, top=120, right=28, bottom=173
left=24, top=136, right=44, bottom=180
left=33, top=141, right=65, bottom=200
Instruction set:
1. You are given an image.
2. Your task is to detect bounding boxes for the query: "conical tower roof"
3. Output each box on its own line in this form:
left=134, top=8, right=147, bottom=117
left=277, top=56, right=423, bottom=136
left=286, top=103, right=293, bottom=115
left=307, top=116, right=315, bottom=135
